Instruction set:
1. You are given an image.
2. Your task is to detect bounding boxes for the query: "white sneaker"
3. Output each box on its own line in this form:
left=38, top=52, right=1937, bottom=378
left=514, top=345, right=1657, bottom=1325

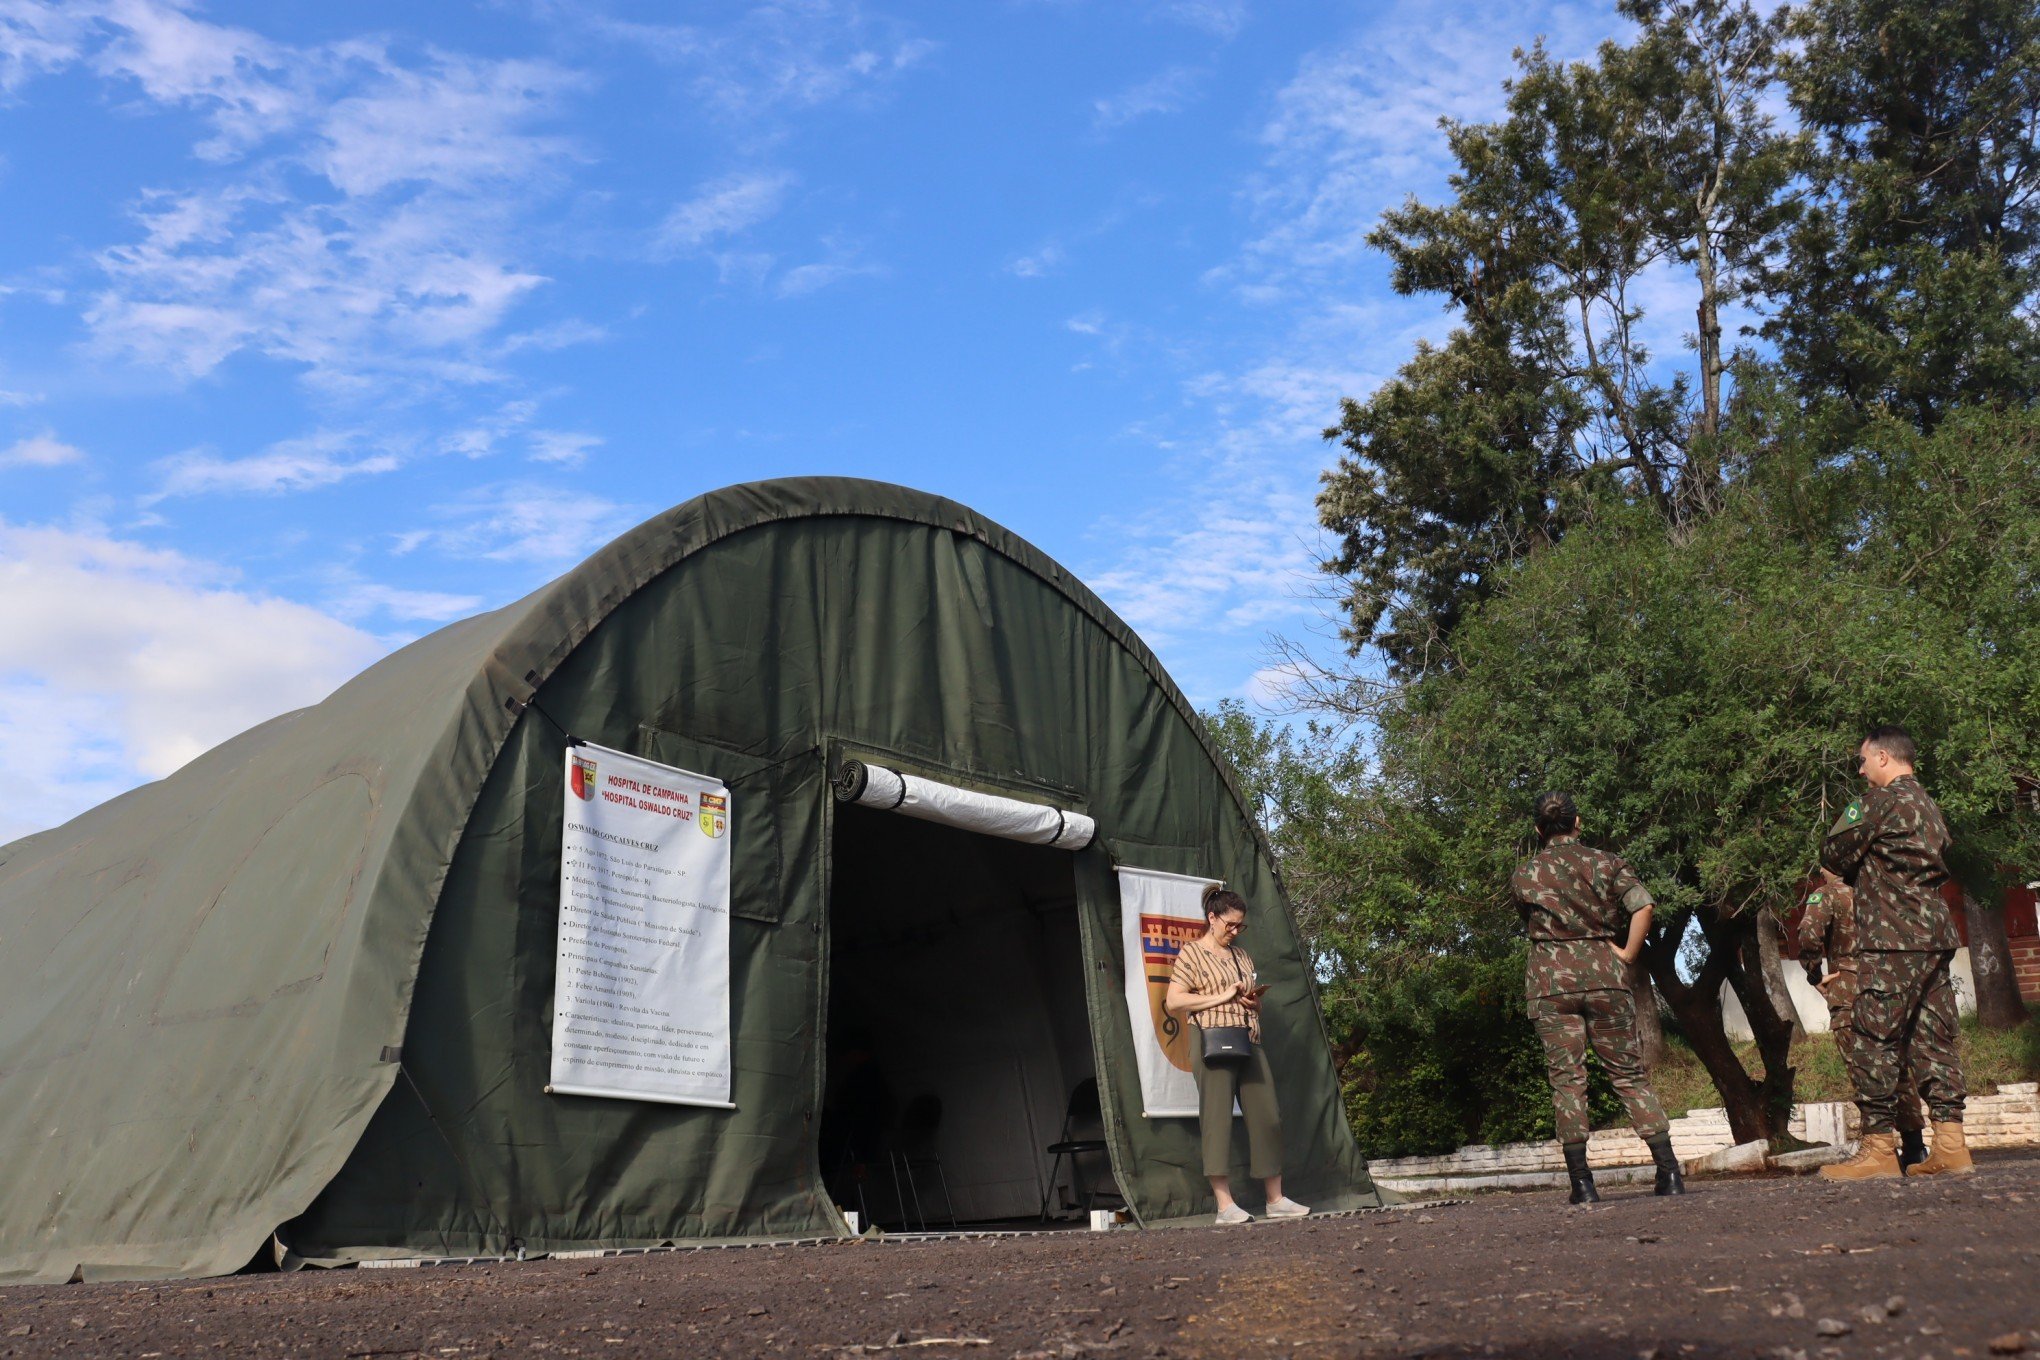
left=1265, top=1197, right=1310, bottom=1219
left=1214, top=1205, right=1254, bottom=1226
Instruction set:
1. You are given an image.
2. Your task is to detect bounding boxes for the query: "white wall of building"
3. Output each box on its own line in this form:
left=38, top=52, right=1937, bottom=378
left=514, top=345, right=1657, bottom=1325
left=1717, top=948, right=1975, bottom=1042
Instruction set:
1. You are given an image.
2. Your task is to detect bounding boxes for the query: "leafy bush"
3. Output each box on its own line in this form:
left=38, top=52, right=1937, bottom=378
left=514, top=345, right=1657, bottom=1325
left=1335, top=953, right=1624, bottom=1158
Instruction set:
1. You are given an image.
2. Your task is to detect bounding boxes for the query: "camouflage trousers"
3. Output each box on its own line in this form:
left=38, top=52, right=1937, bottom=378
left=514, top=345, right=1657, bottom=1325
left=1853, top=949, right=1966, bottom=1133
left=1529, top=988, right=1670, bottom=1146
left=1828, top=1000, right=1924, bottom=1134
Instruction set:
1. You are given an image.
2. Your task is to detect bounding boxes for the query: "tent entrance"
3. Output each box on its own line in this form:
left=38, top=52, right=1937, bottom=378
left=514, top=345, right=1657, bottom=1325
left=822, top=801, right=1105, bottom=1229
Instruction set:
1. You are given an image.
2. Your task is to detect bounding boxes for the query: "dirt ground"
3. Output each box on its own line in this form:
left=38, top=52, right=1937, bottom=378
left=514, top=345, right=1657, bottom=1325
left=2, top=1152, right=2037, bottom=1360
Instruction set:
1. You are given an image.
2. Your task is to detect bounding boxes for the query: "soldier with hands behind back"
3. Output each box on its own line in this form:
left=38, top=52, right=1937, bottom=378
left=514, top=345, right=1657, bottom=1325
left=1797, top=870, right=1929, bottom=1169
left=1512, top=792, right=1684, bottom=1205
left=1817, top=726, right=1971, bottom=1180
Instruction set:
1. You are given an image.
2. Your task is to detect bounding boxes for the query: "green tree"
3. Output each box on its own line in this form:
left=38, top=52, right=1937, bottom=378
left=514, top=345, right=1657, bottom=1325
left=1756, top=405, right=2040, bottom=1024
left=1318, top=0, right=1792, bottom=676
left=1361, top=489, right=1934, bottom=1143
left=1766, top=0, right=2040, bottom=430
left=1202, top=702, right=1602, bottom=1155
left=1292, top=408, right=2040, bottom=1145
left=1304, top=0, right=2040, bottom=1154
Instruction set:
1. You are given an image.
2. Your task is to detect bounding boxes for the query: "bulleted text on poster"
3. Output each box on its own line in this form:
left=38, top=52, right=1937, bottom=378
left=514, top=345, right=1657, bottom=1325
left=548, top=741, right=734, bottom=1108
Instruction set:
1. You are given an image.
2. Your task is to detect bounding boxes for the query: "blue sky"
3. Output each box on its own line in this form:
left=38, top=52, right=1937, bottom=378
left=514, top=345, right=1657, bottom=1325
left=0, top=0, right=1634, bottom=842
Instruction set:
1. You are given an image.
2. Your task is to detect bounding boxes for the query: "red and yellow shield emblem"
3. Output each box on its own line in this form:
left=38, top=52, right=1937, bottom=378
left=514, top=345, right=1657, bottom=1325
left=697, top=791, right=729, bottom=839
left=1140, top=914, right=1204, bottom=1073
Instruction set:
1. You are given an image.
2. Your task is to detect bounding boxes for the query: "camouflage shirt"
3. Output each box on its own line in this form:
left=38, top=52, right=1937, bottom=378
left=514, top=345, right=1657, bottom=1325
left=1817, top=774, right=1959, bottom=953
left=1511, top=836, right=1655, bottom=1000
left=1797, top=879, right=1861, bottom=1009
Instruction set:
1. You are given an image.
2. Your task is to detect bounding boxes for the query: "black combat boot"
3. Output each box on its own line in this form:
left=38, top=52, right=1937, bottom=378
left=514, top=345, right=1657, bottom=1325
left=1562, top=1142, right=1600, bottom=1205
left=1897, top=1128, right=1929, bottom=1172
left=1646, top=1133, right=1685, bottom=1196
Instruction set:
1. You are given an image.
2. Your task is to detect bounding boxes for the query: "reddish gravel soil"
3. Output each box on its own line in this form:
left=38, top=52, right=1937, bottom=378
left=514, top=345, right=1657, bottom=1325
left=2, top=1151, right=2036, bottom=1360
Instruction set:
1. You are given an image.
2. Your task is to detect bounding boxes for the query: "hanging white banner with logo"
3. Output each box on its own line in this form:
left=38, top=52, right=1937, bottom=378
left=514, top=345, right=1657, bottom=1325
left=1117, top=866, right=1220, bottom=1118
left=549, top=741, right=734, bottom=1108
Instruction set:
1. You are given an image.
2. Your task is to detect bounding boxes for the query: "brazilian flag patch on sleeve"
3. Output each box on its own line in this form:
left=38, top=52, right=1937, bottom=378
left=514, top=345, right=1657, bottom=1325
left=1828, top=799, right=1863, bottom=837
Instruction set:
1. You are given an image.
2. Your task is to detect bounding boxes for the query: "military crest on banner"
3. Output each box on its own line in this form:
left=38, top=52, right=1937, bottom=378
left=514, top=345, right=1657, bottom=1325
left=697, top=791, right=729, bottom=839
left=1140, top=914, right=1205, bottom=1073
left=570, top=755, right=598, bottom=802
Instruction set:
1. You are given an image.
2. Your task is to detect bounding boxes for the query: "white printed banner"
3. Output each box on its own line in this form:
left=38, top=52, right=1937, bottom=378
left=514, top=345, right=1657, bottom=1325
left=550, top=741, right=734, bottom=1108
left=1117, top=866, right=1219, bottom=1118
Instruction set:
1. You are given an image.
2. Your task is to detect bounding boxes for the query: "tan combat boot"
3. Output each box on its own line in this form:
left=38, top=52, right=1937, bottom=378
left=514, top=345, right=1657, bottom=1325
left=1819, top=1130, right=1901, bottom=1181
left=1906, top=1121, right=1974, bottom=1177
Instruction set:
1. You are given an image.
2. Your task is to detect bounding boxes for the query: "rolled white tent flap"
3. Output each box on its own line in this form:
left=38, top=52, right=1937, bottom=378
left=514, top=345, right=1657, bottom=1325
left=831, top=759, right=1095, bottom=850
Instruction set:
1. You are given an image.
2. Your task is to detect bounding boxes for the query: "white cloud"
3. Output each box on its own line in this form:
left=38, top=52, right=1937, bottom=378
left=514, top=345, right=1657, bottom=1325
left=527, top=428, right=602, bottom=467
left=1087, top=463, right=1324, bottom=653
left=88, top=179, right=555, bottom=391
left=326, top=579, right=483, bottom=623
left=0, top=431, right=84, bottom=468
left=313, top=53, right=583, bottom=197
left=0, top=0, right=90, bottom=95
left=1243, top=660, right=1318, bottom=710
left=655, top=170, right=796, bottom=256
left=1010, top=0, right=1247, bottom=41
left=1007, top=242, right=1065, bottom=279
left=1154, top=0, right=1248, bottom=38
left=1079, top=396, right=1351, bottom=659
left=776, top=253, right=884, bottom=298
left=1075, top=301, right=1430, bottom=663
left=146, top=431, right=401, bottom=500
left=440, top=398, right=539, bottom=459
left=0, top=678, right=133, bottom=846
left=21, top=1, right=920, bottom=399
left=556, top=0, right=934, bottom=119
left=0, top=518, right=386, bottom=841
left=1060, top=308, right=1155, bottom=368
left=1229, top=2, right=1614, bottom=300
left=498, top=318, right=608, bottom=354
left=1093, top=64, right=1203, bottom=129
left=44, top=7, right=581, bottom=395
left=401, top=483, right=638, bottom=563
left=90, top=0, right=306, bottom=159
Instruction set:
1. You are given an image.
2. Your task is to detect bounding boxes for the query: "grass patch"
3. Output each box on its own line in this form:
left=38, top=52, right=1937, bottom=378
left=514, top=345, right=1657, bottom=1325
left=1643, top=1014, right=2040, bottom=1118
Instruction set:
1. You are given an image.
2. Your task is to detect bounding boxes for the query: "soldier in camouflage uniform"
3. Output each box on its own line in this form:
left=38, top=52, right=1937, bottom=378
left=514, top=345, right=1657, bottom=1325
left=1797, top=872, right=1929, bottom=1168
left=1817, top=726, right=1971, bottom=1180
left=1512, top=792, right=1683, bottom=1204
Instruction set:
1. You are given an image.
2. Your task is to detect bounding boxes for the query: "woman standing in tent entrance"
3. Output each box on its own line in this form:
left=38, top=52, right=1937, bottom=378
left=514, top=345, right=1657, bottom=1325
left=1166, top=886, right=1312, bottom=1225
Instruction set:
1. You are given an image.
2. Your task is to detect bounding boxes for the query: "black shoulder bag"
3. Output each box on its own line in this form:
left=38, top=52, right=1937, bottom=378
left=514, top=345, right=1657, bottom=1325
left=1199, top=945, right=1255, bottom=1064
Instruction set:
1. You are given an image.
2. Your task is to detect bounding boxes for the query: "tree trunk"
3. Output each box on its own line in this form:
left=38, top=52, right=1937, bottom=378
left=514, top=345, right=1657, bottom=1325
left=1728, top=910, right=1799, bottom=1140
left=1645, top=911, right=1783, bottom=1146
left=1754, top=909, right=1806, bottom=1044
left=1682, top=213, right=1725, bottom=520
left=1950, top=850, right=2028, bottom=1029
left=1694, top=242, right=1723, bottom=443
left=1654, top=962, right=1772, bottom=1144
left=1630, top=959, right=1665, bottom=1067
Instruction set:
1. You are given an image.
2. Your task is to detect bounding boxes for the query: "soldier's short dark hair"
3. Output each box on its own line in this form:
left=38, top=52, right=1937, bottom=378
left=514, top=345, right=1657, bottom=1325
left=1533, top=791, right=1579, bottom=841
left=1202, top=886, right=1247, bottom=920
left=1863, top=725, right=1917, bottom=765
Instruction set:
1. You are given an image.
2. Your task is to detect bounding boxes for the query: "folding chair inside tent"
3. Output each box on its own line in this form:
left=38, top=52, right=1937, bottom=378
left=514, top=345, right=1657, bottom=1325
left=1038, top=1078, right=1111, bottom=1220
left=889, top=1094, right=959, bottom=1231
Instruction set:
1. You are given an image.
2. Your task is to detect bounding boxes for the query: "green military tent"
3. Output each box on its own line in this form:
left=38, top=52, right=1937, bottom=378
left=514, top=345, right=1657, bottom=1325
left=0, top=478, right=1380, bottom=1283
